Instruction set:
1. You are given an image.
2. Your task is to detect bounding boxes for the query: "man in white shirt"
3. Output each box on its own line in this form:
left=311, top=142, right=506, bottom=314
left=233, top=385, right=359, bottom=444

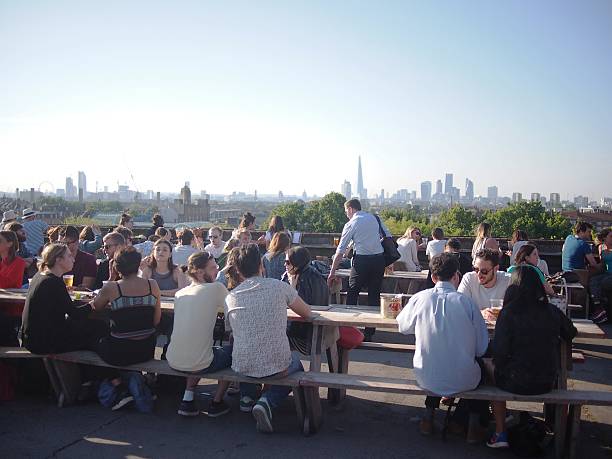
left=167, top=252, right=232, bottom=418
left=458, top=249, right=510, bottom=317
left=204, top=226, right=226, bottom=259
left=173, top=229, right=200, bottom=266
left=425, top=227, right=447, bottom=260
left=327, top=199, right=391, bottom=340
left=397, top=253, right=489, bottom=440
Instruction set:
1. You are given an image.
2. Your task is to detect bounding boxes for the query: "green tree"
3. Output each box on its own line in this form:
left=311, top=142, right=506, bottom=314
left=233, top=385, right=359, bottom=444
left=434, top=205, right=479, bottom=236
left=304, top=192, right=347, bottom=232
left=486, top=201, right=571, bottom=239
left=379, top=207, right=431, bottom=236
left=268, top=201, right=306, bottom=230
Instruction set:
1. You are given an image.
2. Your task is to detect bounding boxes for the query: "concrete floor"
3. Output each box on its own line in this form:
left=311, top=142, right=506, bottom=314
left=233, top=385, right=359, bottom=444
left=1, top=323, right=611, bottom=459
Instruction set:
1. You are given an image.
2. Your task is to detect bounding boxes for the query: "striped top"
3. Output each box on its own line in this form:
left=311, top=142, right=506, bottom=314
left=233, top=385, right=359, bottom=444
left=109, top=280, right=157, bottom=339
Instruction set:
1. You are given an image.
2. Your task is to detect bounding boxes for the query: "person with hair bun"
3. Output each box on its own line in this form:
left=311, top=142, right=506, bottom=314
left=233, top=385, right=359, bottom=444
left=167, top=252, right=232, bottom=417
left=21, top=243, right=108, bottom=354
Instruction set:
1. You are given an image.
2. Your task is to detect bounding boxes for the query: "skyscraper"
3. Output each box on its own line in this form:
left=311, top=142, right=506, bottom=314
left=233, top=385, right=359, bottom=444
left=420, top=181, right=432, bottom=201
left=65, top=177, right=76, bottom=198
left=341, top=180, right=352, bottom=200
left=435, top=180, right=443, bottom=195
left=531, top=193, right=541, bottom=202
left=356, top=156, right=364, bottom=199
left=444, top=173, right=453, bottom=195
left=465, top=178, right=474, bottom=201
left=487, top=186, right=498, bottom=202
left=512, top=192, right=522, bottom=203
left=550, top=193, right=561, bottom=207
left=78, top=171, right=87, bottom=194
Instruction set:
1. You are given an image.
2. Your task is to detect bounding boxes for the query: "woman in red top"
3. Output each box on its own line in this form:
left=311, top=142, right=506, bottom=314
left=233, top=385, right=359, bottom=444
left=0, top=231, right=26, bottom=289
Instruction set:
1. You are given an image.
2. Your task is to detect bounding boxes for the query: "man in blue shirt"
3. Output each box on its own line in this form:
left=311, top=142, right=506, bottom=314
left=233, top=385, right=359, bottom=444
left=328, top=199, right=391, bottom=340
left=397, top=253, right=489, bottom=442
left=561, top=221, right=597, bottom=271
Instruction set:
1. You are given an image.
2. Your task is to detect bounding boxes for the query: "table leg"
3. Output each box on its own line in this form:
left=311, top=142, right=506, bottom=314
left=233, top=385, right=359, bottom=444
left=568, top=405, right=582, bottom=459
left=326, top=341, right=340, bottom=404
left=554, top=403, right=568, bottom=459
left=51, top=359, right=82, bottom=406
left=309, top=324, right=323, bottom=372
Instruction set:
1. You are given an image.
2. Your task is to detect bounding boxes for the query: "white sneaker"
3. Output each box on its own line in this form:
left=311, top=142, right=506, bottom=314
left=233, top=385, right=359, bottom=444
left=252, top=398, right=273, bottom=433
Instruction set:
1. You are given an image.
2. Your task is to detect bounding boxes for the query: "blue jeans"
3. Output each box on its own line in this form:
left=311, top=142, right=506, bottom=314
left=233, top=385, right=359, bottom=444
left=240, top=353, right=303, bottom=409
left=195, top=345, right=233, bottom=374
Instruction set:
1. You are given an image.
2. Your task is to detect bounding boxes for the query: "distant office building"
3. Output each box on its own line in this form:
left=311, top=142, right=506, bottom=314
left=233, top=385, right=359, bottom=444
left=65, top=177, right=76, bottom=199
left=78, top=171, right=87, bottom=194
left=421, top=181, right=432, bottom=201
left=512, top=192, right=522, bottom=203
left=450, top=187, right=460, bottom=202
left=435, top=180, right=443, bottom=195
left=531, top=193, right=541, bottom=202
left=410, top=190, right=417, bottom=201
left=379, top=188, right=385, bottom=204
left=574, top=195, right=589, bottom=207
left=487, top=186, right=498, bottom=202
left=444, top=173, right=453, bottom=195
left=550, top=193, right=561, bottom=207
left=302, top=190, right=307, bottom=200
left=55, top=188, right=65, bottom=197
left=341, top=180, right=352, bottom=200
left=356, top=156, right=365, bottom=199
left=465, top=179, right=474, bottom=201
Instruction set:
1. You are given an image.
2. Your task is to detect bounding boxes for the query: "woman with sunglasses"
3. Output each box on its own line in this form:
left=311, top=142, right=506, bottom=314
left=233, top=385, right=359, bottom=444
left=282, top=247, right=339, bottom=355
left=396, top=226, right=423, bottom=272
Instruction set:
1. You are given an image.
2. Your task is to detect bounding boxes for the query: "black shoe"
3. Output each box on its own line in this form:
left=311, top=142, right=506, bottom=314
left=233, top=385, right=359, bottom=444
left=204, top=400, right=231, bottom=418
left=177, top=399, right=199, bottom=417
left=111, top=390, right=134, bottom=411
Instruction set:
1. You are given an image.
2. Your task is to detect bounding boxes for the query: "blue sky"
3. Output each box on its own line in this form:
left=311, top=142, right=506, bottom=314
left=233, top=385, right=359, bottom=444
left=1, top=1, right=611, bottom=200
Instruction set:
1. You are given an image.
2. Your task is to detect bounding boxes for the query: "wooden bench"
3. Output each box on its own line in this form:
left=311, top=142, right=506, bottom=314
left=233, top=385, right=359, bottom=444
left=0, top=347, right=312, bottom=433
left=298, top=371, right=612, bottom=459
left=357, top=342, right=586, bottom=363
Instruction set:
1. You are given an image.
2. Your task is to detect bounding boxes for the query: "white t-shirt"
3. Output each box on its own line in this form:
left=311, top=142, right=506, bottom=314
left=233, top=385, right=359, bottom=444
left=173, top=244, right=200, bottom=266
left=204, top=242, right=226, bottom=259
left=226, top=277, right=298, bottom=377
left=166, top=282, right=229, bottom=372
left=457, top=271, right=511, bottom=310
left=426, top=239, right=447, bottom=259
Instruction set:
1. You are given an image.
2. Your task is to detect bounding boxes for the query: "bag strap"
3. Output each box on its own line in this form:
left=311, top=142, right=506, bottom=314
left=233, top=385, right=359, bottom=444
left=374, top=215, right=385, bottom=239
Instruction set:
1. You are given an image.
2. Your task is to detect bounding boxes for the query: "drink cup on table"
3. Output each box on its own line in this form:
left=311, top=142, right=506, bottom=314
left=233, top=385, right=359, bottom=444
left=63, top=274, right=74, bottom=290
left=489, top=299, right=503, bottom=320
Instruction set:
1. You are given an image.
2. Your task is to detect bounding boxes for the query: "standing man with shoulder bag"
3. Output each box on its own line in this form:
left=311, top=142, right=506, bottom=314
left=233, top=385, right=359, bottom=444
left=327, top=199, right=393, bottom=341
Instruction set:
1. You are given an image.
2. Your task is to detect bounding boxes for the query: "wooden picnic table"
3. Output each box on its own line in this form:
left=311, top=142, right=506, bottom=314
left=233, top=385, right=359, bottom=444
left=335, top=268, right=429, bottom=280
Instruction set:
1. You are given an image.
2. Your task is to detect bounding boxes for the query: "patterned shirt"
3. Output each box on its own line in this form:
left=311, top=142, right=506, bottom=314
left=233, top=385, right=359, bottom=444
left=22, top=219, right=48, bottom=255
left=226, top=277, right=298, bottom=377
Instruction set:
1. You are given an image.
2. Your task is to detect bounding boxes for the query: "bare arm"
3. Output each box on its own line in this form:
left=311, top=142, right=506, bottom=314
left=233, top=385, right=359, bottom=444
left=150, top=280, right=162, bottom=326
left=288, top=296, right=311, bottom=319
left=91, top=283, right=113, bottom=311
left=327, top=253, right=343, bottom=288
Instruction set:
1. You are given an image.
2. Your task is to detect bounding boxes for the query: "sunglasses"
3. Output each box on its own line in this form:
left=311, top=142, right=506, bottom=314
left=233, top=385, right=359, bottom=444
left=473, top=267, right=491, bottom=275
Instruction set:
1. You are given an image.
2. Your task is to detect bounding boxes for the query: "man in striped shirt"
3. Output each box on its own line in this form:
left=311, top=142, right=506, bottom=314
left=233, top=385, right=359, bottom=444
left=21, top=208, right=48, bottom=256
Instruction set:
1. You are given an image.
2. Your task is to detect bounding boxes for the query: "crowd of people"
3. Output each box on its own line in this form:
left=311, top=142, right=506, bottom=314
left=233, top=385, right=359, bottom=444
left=0, top=203, right=610, bottom=444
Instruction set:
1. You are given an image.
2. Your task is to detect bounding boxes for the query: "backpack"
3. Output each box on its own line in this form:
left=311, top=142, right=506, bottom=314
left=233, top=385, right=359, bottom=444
left=508, top=411, right=553, bottom=457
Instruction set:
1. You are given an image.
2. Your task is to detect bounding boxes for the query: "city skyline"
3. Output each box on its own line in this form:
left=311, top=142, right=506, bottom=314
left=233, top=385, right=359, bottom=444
left=1, top=2, right=611, bottom=198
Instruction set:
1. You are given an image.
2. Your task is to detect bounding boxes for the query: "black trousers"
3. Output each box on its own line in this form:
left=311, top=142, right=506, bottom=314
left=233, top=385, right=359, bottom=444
left=347, top=254, right=386, bottom=307
left=347, top=254, right=385, bottom=337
